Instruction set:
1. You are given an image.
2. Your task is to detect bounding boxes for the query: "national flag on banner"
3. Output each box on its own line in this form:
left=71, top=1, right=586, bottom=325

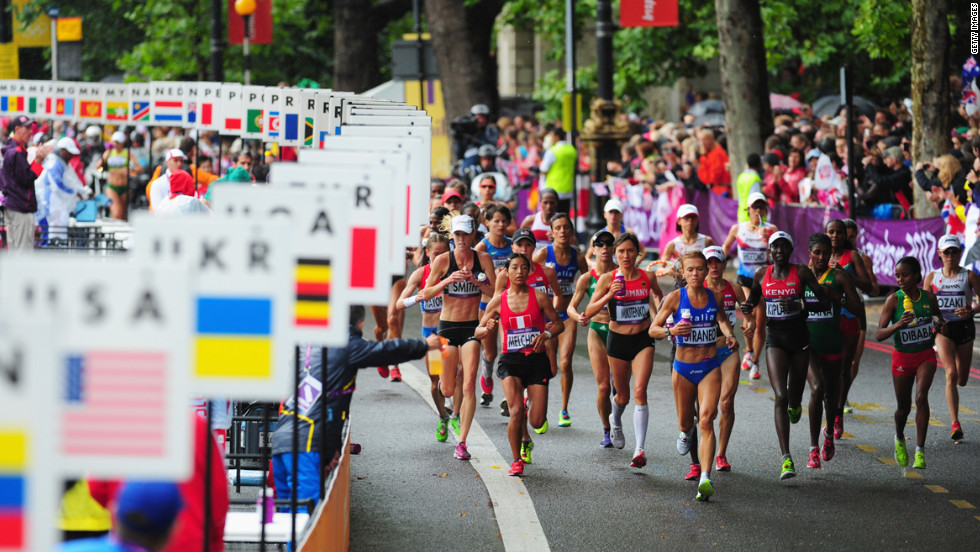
left=295, top=259, right=331, bottom=327
left=267, top=110, right=281, bottom=139
left=304, top=117, right=314, bottom=146
left=195, top=297, right=272, bottom=378
left=1, top=96, right=24, bottom=113
left=198, top=102, right=214, bottom=126
left=246, top=109, right=263, bottom=134
left=51, top=98, right=75, bottom=117
left=187, top=101, right=198, bottom=124
left=510, top=315, right=532, bottom=329
left=26, top=97, right=39, bottom=115
left=62, top=351, right=168, bottom=457
left=349, top=227, right=378, bottom=289
left=153, top=100, right=183, bottom=123
left=106, top=101, right=129, bottom=122
left=283, top=113, right=300, bottom=142
left=131, top=101, right=150, bottom=122
left=224, top=116, right=242, bottom=131
left=79, top=100, right=103, bottom=120
left=0, top=431, right=26, bottom=549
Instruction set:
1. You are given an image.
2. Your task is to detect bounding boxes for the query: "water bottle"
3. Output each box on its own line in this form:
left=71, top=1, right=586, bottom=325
left=665, top=314, right=675, bottom=342
left=257, top=487, right=275, bottom=522
left=427, top=337, right=449, bottom=375
left=902, top=295, right=913, bottom=313
left=614, top=274, right=626, bottom=299
left=678, top=309, right=692, bottom=346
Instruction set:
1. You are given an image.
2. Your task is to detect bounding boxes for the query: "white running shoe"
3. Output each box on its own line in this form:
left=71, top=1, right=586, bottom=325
left=609, top=414, right=625, bottom=449
left=677, top=430, right=692, bottom=455
left=749, top=364, right=761, bottom=380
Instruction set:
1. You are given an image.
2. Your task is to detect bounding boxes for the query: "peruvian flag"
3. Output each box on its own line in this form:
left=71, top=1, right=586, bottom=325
left=510, top=315, right=532, bottom=329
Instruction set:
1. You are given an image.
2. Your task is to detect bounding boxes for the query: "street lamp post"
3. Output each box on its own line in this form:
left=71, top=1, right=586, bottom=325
left=234, top=0, right=257, bottom=85
left=47, top=7, right=60, bottom=80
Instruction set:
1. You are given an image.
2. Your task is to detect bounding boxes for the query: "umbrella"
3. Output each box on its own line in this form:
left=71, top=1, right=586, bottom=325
left=770, top=92, right=803, bottom=113
left=687, top=99, right=725, bottom=117
left=692, top=112, right=726, bottom=128
left=812, top=95, right=879, bottom=120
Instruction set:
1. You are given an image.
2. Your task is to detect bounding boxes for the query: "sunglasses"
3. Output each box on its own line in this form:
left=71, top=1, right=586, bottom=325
left=593, top=240, right=614, bottom=248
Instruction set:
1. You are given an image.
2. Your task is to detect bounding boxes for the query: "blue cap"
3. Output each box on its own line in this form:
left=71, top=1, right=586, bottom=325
left=115, top=481, right=183, bottom=536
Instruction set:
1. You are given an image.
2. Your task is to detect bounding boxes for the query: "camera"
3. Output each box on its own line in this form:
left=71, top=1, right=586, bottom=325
left=450, top=115, right=478, bottom=138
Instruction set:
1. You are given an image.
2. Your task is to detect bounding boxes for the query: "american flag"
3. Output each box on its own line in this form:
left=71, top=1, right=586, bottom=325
left=62, top=351, right=167, bottom=457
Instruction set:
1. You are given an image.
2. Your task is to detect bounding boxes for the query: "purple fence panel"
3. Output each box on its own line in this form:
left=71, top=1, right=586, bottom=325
left=857, top=217, right=944, bottom=288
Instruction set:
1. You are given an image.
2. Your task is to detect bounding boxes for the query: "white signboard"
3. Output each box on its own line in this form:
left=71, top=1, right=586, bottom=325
left=189, top=82, right=222, bottom=131
left=299, top=89, right=321, bottom=148
left=103, top=83, right=131, bottom=125
left=150, top=81, right=186, bottom=126
left=76, top=82, right=105, bottom=125
left=342, top=114, right=432, bottom=130
left=130, top=82, right=152, bottom=124
left=315, top=90, right=353, bottom=145
left=220, top=82, right=244, bottom=136
left=210, top=184, right=352, bottom=345
left=0, top=257, right=194, bottom=479
left=242, top=85, right=268, bottom=139
left=132, top=215, right=294, bottom=399
left=277, top=88, right=303, bottom=146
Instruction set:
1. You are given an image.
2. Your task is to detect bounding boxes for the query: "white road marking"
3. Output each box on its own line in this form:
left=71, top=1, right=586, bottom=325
left=399, top=361, right=551, bottom=552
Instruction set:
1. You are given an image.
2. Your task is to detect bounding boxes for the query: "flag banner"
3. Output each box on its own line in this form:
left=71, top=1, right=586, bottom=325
left=263, top=87, right=282, bottom=142
left=76, top=83, right=104, bottom=123
left=150, top=81, right=186, bottom=126
left=242, top=85, right=267, bottom=139
left=300, top=89, right=318, bottom=147
left=220, top=82, right=243, bottom=135
left=48, top=82, right=77, bottom=120
left=317, top=90, right=352, bottom=144
left=130, top=82, right=151, bottom=123
left=620, top=0, right=679, bottom=27
left=270, top=163, right=394, bottom=304
left=185, top=82, right=201, bottom=127
left=103, top=84, right=130, bottom=122
left=196, top=82, right=222, bottom=131
left=131, top=215, right=293, bottom=398
left=338, top=125, right=433, bottom=249
left=210, top=183, right=351, bottom=345
left=277, top=88, right=303, bottom=146
left=0, top=257, right=193, bottom=479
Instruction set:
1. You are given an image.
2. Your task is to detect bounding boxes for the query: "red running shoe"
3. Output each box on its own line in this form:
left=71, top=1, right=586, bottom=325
left=822, top=427, right=835, bottom=461
left=508, top=459, right=525, bottom=476
left=833, top=415, right=843, bottom=439
left=715, top=455, right=731, bottom=471
left=631, top=450, right=647, bottom=468
left=389, top=367, right=402, bottom=382
left=807, top=447, right=821, bottom=469
left=685, top=463, right=701, bottom=481
left=377, top=366, right=390, bottom=378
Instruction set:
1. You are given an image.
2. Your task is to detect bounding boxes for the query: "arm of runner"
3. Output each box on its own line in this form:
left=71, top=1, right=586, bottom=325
left=704, top=235, right=716, bottom=248
left=567, top=272, right=592, bottom=326
left=860, top=251, right=879, bottom=296
left=474, top=296, right=503, bottom=340
left=714, top=289, right=739, bottom=349
left=732, top=282, right=755, bottom=334
left=395, top=268, right=424, bottom=311
left=476, top=251, right=497, bottom=294
left=875, top=293, right=910, bottom=341
left=543, top=265, right=563, bottom=309
left=721, top=223, right=738, bottom=256
left=648, top=272, right=665, bottom=312
left=520, top=214, right=534, bottom=229
left=649, top=290, right=680, bottom=339
left=585, top=273, right=615, bottom=319
left=848, top=249, right=874, bottom=293
left=742, top=267, right=765, bottom=315
left=532, top=247, right=547, bottom=264
left=835, top=268, right=864, bottom=319
left=535, top=289, right=565, bottom=353
left=926, top=290, right=947, bottom=336
left=420, top=254, right=458, bottom=300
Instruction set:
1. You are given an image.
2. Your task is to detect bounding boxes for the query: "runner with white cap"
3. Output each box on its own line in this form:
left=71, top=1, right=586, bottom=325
left=147, top=149, right=186, bottom=211
left=520, top=188, right=559, bottom=252
left=922, top=234, right=980, bottom=441
left=722, top=191, right=777, bottom=379
left=97, top=130, right=141, bottom=220
left=740, top=230, right=837, bottom=480
left=585, top=198, right=645, bottom=265
left=421, top=214, right=497, bottom=461
left=648, top=203, right=715, bottom=279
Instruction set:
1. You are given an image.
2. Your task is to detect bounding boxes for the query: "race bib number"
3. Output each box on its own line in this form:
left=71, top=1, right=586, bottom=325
left=506, top=328, right=540, bottom=352
left=740, top=248, right=767, bottom=265
left=422, top=294, right=443, bottom=312
left=805, top=297, right=833, bottom=321
left=936, top=293, right=965, bottom=316
left=447, top=280, right=480, bottom=298
left=765, top=298, right=799, bottom=320
left=616, top=300, right=649, bottom=324
left=681, top=325, right=716, bottom=347
left=492, top=256, right=509, bottom=270
left=560, top=282, right=575, bottom=296
left=899, top=320, right=933, bottom=347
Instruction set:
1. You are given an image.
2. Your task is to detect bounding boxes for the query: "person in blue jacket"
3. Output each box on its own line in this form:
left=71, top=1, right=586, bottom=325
left=271, top=305, right=442, bottom=511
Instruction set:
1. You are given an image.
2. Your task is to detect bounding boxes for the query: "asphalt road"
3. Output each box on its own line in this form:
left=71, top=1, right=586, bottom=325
left=348, top=297, right=980, bottom=551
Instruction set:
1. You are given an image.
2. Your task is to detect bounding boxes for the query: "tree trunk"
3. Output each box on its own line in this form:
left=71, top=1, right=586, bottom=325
left=425, top=0, right=503, bottom=121
left=334, top=0, right=411, bottom=92
left=714, top=0, right=773, bottom=186
left=910, top=0, right=949, bottom=219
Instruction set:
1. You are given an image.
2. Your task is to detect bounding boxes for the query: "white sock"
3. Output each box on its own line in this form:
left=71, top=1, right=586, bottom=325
left=481, top=354, right=493, bottom=379
left=612, top=401, right=624, bottom=428
left=699, top=472, right=709, bottom=484
left=634, top=405, right=649, bottom=451
left=916, top=445, right=924, bottom=454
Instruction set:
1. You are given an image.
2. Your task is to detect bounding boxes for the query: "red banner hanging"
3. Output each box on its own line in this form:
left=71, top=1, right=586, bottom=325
left=228, top=0, right=274, bottom=45
left=620, top=0, right=679, bottom=28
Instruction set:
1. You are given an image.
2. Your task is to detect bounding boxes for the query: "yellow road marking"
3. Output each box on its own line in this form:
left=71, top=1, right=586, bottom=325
left=842, top=432, right=855, bottom=439
left=904, top=471, right=923, bottom=479
left=754, top=387, right=770, bottom=393
left=877, top=457, right=897, bottom=465
left=960, top=406, right=976, bottom=415
left=928, top=419, right=945, bottom=427
left=924, top=485, right=948, bottom=493
left=856, top=444, right=877, bottom=453
left=950, top=500, right=975, bottom=509
left=852, top=414, right=869, bottom=420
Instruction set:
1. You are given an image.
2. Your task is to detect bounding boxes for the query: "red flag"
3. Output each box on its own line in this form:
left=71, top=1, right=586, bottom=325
left=349, top=227, right=377, bottom=289
left=228, top=0, right=273, bottom=45
left=620, top=0, right=679, bottom=27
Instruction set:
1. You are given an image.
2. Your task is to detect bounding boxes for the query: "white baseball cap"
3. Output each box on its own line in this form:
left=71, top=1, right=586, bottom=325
left=111, top=130, right=127, bottom=144
left=747, top=192, right=768, bottom=208
left=166, top=148, right=187, bottom=161
left=677, top=204, right=699, bottom=219
left=55, top=137, right=80, bottom=155
left=703, top=245, right=725, bottom=262
left=604, top=198, right=625, bottom=213
left=938, top=234, right=962, bottom=252
left=768, top=231, right=794, bottom=247
left=450, top=214, right=474, bottom=234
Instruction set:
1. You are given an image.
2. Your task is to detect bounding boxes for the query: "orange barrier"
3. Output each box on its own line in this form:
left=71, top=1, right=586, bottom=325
left=299, top=421, right=351, bottom=552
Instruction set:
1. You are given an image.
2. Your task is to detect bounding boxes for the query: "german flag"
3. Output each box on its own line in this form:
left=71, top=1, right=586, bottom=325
left=295, top=258, right=330, bottom=327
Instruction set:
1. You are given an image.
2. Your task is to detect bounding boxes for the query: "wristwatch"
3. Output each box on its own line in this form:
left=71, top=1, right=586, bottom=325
left=664, top=326, right=671, bottom=338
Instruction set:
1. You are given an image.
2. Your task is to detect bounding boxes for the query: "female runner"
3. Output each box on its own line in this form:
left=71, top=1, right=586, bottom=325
left=587, top=233, right=663, bottom=468
left=876, top=257, right=945, bottom=469
left=520, top=188, right=559, bottom=252
left=825, top=219, right=870, bottom=439
left=803, top=233, right=861, bottom=469
left=421, top=214, right=497, bottom=460
left=840, top=219, right=879, bottom=414
left=923, top=235, right=980, bottom=441
left=476, top=253, right=564, bottom=476
left=585, top=198, right=644, bottom=265
left=98, top=131, right=142, bottom=220
left=740, top=231, right=836, bottom=480
left=702, top=245, right=753, bottom=472
left=651, top=251, right=738, bottom=501
left=475, top=204, right=515, bottom=406
left=395, top=233, right=454, bottom=441
left=722, top=192, right=776, bottom=379
left=533, top=213, right=588, bottom=428
left=568, top=231, right=617, bottom=446
left=661, top=204, right=715, bottom=261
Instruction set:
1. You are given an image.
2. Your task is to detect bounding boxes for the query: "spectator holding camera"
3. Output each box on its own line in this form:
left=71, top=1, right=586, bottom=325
left=452, top=104, right=499, bottom=172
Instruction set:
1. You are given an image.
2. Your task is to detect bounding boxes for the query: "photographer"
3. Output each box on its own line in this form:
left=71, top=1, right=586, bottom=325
left=452, top=104, right=499, bottom=172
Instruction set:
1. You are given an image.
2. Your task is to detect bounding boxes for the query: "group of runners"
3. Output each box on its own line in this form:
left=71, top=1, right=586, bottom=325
left=386, top=185, right=976, bottom=502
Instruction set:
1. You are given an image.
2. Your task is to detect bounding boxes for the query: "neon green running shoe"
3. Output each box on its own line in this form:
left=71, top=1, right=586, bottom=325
left=533, top=419, right=549, bottom=434
left=436, top=418, right=449, bottom=442
left=787, top=405, right=802, bottom=424
left=894, top=438, right=908, bottom=467
left=780, top=457, right=796, bottom=480
left=558, top=410, right=571, bottom=427
left=913, top=450, right=926, bottom=469
left=696, top=478, right=714, bottom=501
left=520, top=439, right=534, bottom=464
left=842, top=403, right=854, bottom=414
left=449, top=415, right=460, bottom=436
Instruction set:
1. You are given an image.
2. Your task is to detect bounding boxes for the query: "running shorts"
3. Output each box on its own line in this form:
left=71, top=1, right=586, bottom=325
left=437, top=320, right=479, bottom=347
left=891, top=349, right=937, bottom=377
left=479, top=301, right=488, bottom=312
left=422, top=326, right=437, bottom=338
left=840, top=316, right=860, bottom=338
left=716, top=345, right=735, bottom=364
left=814, top=352, right=843, bottom=362
left=590, top=321, right=610, bottom=344
left=766, top=320, right=810, bottom=354
left=606, top=329, right=655, bottom=361
left=942, top=319, right=976, bottom=347
left=737, top=274, right=754, bottom=289
left=496, top=352, right=551, bottom=387
left=673, top=356, right=720, bottom=385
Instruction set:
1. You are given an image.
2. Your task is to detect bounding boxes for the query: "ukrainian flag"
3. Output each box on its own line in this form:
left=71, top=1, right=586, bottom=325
left=195, top=297, right=273, bottom=378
